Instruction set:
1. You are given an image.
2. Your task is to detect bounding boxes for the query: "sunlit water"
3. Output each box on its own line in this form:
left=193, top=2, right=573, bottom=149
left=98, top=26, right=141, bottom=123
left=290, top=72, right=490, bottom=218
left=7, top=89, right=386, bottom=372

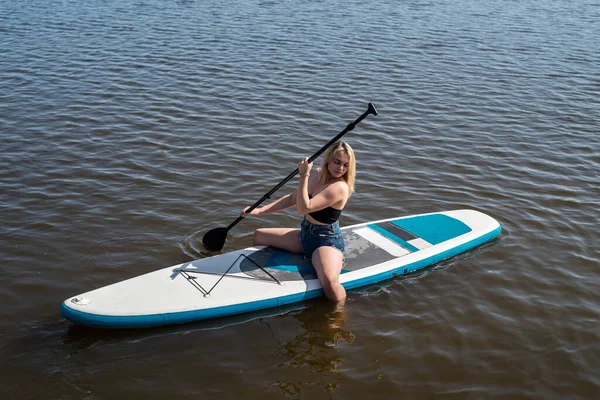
left=1, top=0, right=599, bottom=398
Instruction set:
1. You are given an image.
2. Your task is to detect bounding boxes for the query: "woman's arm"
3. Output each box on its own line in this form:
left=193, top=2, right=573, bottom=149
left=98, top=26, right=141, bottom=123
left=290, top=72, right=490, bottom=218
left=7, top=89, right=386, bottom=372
left=242, top=191, right=297, bottom=217
left=296, top=182, right=348, bottom=214
left=295, top=156, right=348, bottom=214
left=296, top=157, right=313, bottom=213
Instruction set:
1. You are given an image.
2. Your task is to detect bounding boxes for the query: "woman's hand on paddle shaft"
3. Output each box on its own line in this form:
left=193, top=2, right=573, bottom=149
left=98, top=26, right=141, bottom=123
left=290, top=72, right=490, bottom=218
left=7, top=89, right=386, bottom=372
left=298, top=157, right=313, bottom=176
left=241, top=206, right=261, bottom=217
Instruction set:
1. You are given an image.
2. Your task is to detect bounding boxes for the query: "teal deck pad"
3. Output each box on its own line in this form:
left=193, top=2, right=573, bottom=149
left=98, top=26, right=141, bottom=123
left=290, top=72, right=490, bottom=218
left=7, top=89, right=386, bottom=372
left=391, top=214, right=472, bottom=245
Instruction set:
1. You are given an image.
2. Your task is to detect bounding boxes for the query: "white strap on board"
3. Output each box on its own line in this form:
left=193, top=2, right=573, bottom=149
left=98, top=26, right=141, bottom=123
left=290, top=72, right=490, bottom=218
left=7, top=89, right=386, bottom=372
left=354, top=227, right=411, bottom=257
left=407, top=237, right=432, bottom=250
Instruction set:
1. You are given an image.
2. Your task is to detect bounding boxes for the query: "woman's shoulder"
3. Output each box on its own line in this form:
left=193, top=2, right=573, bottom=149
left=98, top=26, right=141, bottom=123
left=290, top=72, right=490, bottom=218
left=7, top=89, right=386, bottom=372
left=326, top=180, right=349, bottom=196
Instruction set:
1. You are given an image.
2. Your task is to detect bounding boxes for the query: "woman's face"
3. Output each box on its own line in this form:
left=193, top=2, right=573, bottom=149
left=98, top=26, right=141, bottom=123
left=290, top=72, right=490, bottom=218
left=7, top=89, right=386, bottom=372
left=328, top=151, right=350, bottom=178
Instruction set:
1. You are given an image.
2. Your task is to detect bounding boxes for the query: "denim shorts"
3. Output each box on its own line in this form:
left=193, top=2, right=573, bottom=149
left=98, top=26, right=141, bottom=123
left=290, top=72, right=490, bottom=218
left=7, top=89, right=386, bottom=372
left=299, top=217, right=345, bottom=256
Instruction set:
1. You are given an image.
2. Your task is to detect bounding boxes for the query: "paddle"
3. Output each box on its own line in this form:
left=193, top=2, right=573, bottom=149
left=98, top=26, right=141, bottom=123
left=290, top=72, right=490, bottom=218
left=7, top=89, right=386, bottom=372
left=202, top=103, right=378, bottom=252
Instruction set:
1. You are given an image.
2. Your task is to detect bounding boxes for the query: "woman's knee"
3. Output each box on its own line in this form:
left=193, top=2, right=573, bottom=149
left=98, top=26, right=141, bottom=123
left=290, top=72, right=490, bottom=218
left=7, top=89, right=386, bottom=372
left=253, top=228, right=267, bottom=245
left=322, top=280, right=346, bottom=301
left=319, top=272, right=339, bottom=288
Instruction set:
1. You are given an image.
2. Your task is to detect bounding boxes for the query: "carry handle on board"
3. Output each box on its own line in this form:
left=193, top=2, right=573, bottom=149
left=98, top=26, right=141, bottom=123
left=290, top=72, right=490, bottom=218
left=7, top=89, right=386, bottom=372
left=202, top=103, right=378, bottom=252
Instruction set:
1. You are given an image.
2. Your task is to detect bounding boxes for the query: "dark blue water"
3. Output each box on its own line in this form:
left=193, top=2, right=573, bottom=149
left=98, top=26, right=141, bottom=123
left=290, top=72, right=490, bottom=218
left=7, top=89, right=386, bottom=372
left=1, top=0, right=599, bottom=398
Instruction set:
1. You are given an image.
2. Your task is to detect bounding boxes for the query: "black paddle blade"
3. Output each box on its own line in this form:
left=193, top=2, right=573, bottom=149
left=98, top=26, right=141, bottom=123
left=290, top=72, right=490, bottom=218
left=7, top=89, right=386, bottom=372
left=202, top=227, right=229, bottom=252
left=367, top=102, right=378, bottom=116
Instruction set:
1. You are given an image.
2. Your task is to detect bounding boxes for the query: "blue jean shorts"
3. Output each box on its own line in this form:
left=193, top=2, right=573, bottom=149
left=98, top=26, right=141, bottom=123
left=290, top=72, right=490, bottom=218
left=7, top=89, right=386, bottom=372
left=299, top=218, right=345, bottom=256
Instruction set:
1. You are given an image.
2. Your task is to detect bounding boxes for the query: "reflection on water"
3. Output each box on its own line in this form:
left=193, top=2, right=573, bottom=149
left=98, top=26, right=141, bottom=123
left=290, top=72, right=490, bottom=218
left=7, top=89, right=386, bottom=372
left=56, top=299, right=358, bottom=397
left=266, top=300, right=356, bottom=395
left=61, top=301, right=309, bottom=352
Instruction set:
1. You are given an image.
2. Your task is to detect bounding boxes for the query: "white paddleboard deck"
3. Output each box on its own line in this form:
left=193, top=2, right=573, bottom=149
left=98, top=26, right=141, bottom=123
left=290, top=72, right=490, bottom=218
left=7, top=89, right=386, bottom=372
left=61, top=209, right=501, bottom=328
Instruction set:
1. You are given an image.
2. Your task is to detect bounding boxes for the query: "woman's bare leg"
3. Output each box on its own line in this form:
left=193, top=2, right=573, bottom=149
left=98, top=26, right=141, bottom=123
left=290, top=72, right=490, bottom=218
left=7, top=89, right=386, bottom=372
left=253, top=228, right=304, bottom=254
left=312, top=246, right=346, bottom=302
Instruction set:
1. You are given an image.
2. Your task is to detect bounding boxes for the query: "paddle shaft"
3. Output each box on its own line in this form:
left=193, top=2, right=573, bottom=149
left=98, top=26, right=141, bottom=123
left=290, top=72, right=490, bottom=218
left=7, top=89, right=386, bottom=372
left=226, top=103, right=377, bottom=231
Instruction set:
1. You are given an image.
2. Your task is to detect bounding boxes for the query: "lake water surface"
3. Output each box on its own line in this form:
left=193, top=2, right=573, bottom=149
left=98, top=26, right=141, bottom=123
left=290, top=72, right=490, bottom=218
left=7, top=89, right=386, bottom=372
left=1, top=0, right=599, bottom=398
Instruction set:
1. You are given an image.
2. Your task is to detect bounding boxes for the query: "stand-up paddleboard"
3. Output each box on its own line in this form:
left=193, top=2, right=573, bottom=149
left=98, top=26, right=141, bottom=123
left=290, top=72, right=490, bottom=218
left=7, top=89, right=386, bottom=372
left=61, top=209, right=501, bottom=328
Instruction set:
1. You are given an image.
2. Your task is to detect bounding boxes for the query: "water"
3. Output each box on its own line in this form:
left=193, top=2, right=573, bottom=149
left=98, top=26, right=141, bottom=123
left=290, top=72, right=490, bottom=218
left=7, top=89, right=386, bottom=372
left=1, top=0, right=599, bottom=398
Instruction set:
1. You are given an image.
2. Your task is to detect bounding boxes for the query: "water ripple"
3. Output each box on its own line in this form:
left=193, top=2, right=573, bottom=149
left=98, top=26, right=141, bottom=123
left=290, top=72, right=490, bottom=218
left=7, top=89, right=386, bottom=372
left=1, top=0, right=599, bottom=398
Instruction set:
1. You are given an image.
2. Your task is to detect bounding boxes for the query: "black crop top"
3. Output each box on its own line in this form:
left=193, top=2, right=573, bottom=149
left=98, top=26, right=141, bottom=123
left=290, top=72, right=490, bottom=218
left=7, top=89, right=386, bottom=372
left=307, top=194, right=343, bottom=224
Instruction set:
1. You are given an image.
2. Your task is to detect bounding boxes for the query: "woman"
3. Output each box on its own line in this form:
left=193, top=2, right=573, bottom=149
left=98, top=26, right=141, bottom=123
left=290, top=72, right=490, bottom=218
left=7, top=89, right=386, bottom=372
left=241, top=141, right=356, bottom=302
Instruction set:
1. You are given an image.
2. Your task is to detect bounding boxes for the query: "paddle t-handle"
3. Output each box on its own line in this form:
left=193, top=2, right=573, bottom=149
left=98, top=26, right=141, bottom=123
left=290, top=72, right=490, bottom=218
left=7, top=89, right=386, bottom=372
left=202, top=103, right=378, bottom=251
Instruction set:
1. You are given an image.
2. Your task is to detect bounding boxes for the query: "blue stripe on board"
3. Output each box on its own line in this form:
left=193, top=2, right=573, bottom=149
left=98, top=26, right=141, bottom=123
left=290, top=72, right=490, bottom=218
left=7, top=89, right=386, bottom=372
left=60, top=225, right=501, bottom=329
left=266, top=264, right=350, bottom=275
left=367, top=223, right=420, bottom=252
left=265, top=263, right=315, bottom=275
left=264, top=251, right=349, bottom=274
left=391, top=214, right=472, bottom=245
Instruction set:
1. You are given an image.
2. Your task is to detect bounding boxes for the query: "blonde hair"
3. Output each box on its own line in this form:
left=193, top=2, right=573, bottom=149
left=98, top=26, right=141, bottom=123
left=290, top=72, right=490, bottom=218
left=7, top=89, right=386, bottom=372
left=318, top=141, right=356, bottom=196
